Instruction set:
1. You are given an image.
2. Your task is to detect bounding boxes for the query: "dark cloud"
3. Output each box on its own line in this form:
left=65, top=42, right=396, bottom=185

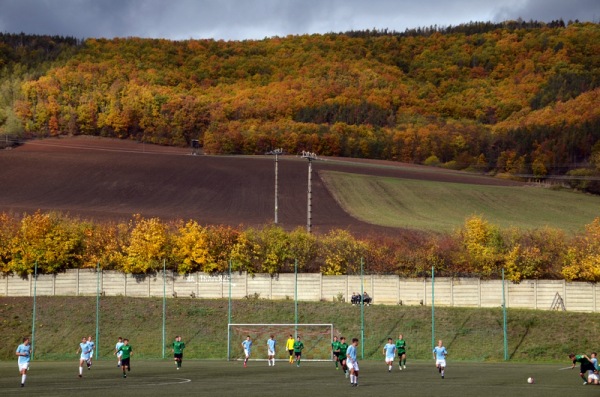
left=0, top=0, right=597, bottom=41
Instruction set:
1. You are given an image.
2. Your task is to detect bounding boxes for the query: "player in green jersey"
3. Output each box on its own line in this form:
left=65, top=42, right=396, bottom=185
left=331, top=336, right=342, bottom=369
left=395, top=333, right=407, bottom=370
left=338, top=336, right=349, bottom=378
left=293, top=336, right=305, bottom=367
left=569, top=353, right=597, bottom=384
left=172, top=336, right=186, bottom=369
left=115, top=339, right=133, bottom=378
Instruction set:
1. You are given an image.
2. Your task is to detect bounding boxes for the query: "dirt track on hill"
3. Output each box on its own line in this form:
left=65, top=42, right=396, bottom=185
left=0, top=137, right=522, bottom=237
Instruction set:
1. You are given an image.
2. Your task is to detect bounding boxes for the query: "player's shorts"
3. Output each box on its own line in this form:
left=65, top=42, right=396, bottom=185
left=436, top=359, right=446, bottom=367
left=581, top=362, right=595, bottom=373
left=121, top=358, right=130, bottom=367
left=244, top=349, right=250, bottom=357
left=295, top=351, right=302, bottom=357
left=268, top=349, right=275, bottom=356
left=80, top=354, right=90, bottom=361
left=333, top=352, right=340, bottom=358
left=174, top=353, right=183, bottom=360
left=397, top=351, right=406, bottom=356
left=18, top=362, right=29, bottom=371
left=288, top=349, right=294, bottom=356
left=117, top=352, right=123, bottom=357
left=588, top=373, right=599, bottom=381
left=386, top=355, right=395, bottom=362
left=346, top=358, right=359, bottom=372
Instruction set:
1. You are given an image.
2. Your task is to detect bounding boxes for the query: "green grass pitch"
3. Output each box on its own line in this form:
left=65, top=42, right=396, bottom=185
left=1, top=359, right=597, bottom=397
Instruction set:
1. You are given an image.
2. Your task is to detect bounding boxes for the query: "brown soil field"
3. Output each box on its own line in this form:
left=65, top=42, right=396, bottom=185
left=0, top=136, right=522, bottom=237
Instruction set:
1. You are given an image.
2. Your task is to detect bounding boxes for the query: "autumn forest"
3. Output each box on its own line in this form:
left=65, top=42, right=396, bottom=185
left=1, top=20, right=600, bottom=186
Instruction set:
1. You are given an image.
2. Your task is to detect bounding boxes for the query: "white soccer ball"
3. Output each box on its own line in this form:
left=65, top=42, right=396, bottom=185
left=527, top=377, right=534, bottom=384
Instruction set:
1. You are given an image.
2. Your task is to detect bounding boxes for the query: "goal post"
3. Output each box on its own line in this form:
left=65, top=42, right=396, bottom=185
left=227, top=323, right=334, bottom=361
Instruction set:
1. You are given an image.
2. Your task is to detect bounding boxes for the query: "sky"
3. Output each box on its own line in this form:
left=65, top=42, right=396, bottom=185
left=0, top=0, right=598, bottom=41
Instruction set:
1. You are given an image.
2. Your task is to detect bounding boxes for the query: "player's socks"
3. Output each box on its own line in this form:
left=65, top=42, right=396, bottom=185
left=388, top=365, right=392, bottom=371
left=79, top=366, right=83, bottom=375
left=21, top=374, right=26, bottom=384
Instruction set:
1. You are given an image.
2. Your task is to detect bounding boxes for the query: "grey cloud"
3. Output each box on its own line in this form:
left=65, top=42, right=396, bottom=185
left=0, top=0, right=597, bottom=41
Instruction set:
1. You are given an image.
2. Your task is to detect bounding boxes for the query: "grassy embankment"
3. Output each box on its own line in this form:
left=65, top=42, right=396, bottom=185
left=1, top=296, right=598, bottom=363
left=320, top=170, right=600, bottom=233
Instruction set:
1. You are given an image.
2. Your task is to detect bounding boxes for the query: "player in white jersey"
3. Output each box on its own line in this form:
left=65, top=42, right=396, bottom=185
left=77, top=336, right=91, bottom=378
left=16, top=337, right=32, bottom=387
left=433, top=339, right=448, bottom=379
left=346, top=338, right=360, bottom=387
left=383, top=338, right=397, bottom=372
left=115, top=337, right=125, bottom=367
left=267, top=335, right=276, bottom=366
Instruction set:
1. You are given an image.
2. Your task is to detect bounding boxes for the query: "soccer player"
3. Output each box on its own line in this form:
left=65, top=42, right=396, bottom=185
left=383, top=338, right=396, bottom=372
left=286, top=334, right=295, bottom=364
left=115, top=338, right=133, bottom=378
left=267, top=335, right=276, bottom=366
left=338, top=337, right=349, bottom=378
left=331, top=336, right=341, bottom=369
left=86, top=335, right=95, bottom=369
left=433, top=339, right=448, bottom=379
left=77, top=336, right=91, bottom=378
left=173, top=335, right=186, bottom=369
left=293, top=335, right=304, bottom=367
left=569, top=353, right=597, bottom=384
left=587, top=370, right=599, bottom=385
left=346, top=338, right=359, bottom=387
left=591, top=352, right=598, bottom=371
left=395, top=333, right=407, bottom=370
left=115, top=337, right=124, bottom=367
left=242, top=335, right=252, bottom=367
left=16, top=337, right=32, bottom=387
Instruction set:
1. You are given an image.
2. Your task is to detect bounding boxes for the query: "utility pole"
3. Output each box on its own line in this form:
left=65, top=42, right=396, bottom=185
left=266, top=148, right=284, bottom=224
left=301, top=151, right=318, bottom=233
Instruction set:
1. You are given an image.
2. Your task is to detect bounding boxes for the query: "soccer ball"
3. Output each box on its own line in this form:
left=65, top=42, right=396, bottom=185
left=527, top=377, right=534, bottom=384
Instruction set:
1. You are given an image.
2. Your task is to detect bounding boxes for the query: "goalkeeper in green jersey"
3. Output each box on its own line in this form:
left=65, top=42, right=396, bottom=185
left=172, top=336, right=186, bottom=369
left=331, top=336, right=342, bottom=369
left=293, top=336, right=304, bottom=367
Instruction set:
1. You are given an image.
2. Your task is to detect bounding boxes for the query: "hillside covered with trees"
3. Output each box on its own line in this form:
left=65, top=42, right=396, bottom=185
left=1, top=21, right=600, bottom=187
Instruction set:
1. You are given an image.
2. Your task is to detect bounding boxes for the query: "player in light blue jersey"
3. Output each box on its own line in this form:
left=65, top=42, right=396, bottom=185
left=115, top=337, right=124, bottom=367
left=16, top=337, right=32, bottom=387
left=433, top=339, right=448, bottom=379
left=77, top=336, right=91, bottom=378
left=241, top=336, right=252, bottom=367
left=383, top=338, right=396, bottom=372
left=346, top=338, right=360, bottom=387
left=267, top=335, right=276, bottom=366
left=86, top=335, right=95, bottom=369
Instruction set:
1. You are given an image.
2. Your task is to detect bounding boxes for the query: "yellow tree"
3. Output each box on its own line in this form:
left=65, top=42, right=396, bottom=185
left=171, top=220, right=210, bottom=274
left=9, top=212, right=83, bottom=275
left=562, top=217, right=600, bottom=281
left=319, top=229, right=366, bottom=275
left=124, top=215, right=170, bottom=273
left=457, top=215, right=504, bottom=277
left=0, top=213, right=18, bottom=272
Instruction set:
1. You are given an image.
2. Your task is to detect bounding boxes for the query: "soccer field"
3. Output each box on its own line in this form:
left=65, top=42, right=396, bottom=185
left=0, top=359, right=597, bottom=397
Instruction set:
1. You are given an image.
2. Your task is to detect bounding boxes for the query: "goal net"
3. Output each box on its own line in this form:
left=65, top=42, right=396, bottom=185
left=227, top=323, right=334, bottom=361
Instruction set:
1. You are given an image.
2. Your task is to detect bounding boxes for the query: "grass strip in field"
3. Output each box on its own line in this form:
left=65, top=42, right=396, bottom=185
left=321, top=171, right=600, bottom=233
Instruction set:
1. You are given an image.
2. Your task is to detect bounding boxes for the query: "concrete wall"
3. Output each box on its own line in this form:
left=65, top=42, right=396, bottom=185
left=0, top=271, right=598, bottom=312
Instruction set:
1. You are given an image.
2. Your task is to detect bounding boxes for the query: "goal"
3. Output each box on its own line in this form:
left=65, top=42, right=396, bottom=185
left=227, top=323, right=334, bottom=361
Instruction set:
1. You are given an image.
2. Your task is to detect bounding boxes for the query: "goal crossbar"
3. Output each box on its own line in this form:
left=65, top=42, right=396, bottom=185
left=227, top=323, right=334, bottom=361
